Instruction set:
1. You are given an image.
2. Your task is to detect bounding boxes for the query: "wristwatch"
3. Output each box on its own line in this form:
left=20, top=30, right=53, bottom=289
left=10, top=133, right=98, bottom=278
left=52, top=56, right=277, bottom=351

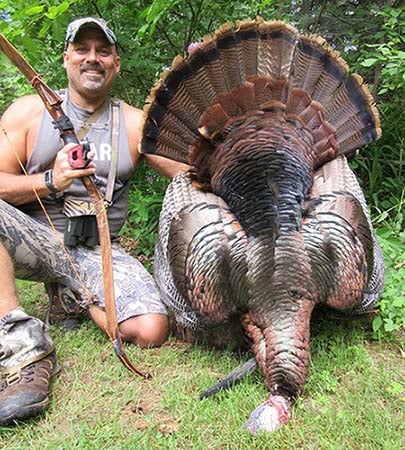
left=44, top=169, right=59, bottom=194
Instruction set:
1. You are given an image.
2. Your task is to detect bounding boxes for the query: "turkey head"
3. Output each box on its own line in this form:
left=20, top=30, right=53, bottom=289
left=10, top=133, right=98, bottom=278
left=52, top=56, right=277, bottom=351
left=140, top=19, right=384, bottom=434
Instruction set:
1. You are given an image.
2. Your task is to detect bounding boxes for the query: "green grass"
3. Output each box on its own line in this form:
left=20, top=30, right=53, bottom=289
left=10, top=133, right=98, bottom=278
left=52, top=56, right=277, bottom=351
left=1, top=282, right=404, bottom=449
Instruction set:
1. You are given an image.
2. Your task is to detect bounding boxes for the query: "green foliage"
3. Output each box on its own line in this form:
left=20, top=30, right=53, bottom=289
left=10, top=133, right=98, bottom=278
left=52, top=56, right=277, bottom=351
left=373, top=225, right=405, bottom=336
left=348, top=5, right=405, bottom=226
left=0, top=0, right=72, bottom=113
left=120, top=161, right=169, bottom=262
left=137, top=0, right=183, bottom=37
left=359, top=7, right=405, bottom=96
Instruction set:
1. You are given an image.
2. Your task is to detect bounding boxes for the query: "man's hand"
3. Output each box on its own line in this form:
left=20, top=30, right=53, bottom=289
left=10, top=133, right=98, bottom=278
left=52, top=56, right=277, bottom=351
left=51, top=143, right=96, bottom=192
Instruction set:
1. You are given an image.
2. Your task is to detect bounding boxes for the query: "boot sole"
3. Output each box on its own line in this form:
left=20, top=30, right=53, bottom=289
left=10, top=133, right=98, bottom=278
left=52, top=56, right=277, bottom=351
left=0, top=397, right=50, bottom=426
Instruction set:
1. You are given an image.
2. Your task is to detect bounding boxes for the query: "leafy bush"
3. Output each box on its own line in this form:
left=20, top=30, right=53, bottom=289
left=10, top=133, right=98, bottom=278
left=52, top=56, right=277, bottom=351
left=373, top=225, right=405, bottom=336
left=359, top=7, right=405, bottom=97
left=120, top=162, right=169, bottom=269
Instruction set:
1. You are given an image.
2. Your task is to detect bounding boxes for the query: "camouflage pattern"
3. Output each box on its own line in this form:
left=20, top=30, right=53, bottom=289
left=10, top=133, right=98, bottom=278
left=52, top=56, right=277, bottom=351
left=0, top=307, right=54, bottom=371
left=0, top=199, right=166, bottom=322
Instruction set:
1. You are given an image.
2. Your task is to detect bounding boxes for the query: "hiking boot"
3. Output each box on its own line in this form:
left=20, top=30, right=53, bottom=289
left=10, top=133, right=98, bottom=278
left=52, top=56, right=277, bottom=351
left=45, top=283, right=86, bottom=330
left=0, top=351, right=58, bottom=426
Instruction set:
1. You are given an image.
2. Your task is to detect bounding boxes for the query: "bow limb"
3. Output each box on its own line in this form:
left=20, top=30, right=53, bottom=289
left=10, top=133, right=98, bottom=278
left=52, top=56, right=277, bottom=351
left=84, top=177, right=151, bottom=378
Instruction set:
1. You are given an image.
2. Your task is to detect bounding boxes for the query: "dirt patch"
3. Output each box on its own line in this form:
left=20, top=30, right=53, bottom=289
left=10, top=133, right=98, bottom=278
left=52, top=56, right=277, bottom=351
left=121, top=382, right=180, bottom=434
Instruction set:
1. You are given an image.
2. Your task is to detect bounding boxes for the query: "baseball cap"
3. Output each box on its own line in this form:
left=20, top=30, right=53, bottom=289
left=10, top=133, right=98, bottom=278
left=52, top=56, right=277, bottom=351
left=65, top=17, right=117, bottom=47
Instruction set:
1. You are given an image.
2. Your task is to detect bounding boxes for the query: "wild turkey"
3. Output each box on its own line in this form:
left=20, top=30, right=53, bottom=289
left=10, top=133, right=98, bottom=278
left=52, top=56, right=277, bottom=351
left=140, top=18, right=384, bottom=433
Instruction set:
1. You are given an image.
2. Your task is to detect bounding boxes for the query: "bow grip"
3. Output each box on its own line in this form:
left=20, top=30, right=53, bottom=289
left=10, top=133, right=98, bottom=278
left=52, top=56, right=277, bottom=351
left=67, top=142, right=92, bottom=169
left=52, top=116, right=91, bottom=169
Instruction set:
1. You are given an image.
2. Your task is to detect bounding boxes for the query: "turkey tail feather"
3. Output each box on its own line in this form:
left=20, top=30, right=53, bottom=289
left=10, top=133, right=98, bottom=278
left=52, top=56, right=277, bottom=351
left=199, top=357, right=258, bottom=399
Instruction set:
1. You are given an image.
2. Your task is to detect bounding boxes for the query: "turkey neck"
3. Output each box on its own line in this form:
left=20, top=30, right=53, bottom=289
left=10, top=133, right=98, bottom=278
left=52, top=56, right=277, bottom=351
left=210, top=113, right=318, bottom=401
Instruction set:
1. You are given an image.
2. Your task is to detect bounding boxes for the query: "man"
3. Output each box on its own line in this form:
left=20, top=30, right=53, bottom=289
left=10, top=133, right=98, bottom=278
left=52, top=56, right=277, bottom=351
left=0, top=17, right=187, bottom=426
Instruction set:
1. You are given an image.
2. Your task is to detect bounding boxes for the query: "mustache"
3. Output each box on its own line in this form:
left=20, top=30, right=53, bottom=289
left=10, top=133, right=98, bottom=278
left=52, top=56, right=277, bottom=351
left=80, top=63, right=105, bottom=74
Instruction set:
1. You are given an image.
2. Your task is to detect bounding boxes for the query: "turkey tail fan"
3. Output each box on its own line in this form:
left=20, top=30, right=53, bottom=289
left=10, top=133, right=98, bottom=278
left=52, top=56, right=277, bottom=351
left=140, top=18, right=381, bottom=169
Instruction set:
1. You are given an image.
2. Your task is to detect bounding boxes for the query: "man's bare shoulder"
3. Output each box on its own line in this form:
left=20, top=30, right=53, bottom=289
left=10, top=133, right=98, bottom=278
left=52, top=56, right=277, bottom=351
left=2, top=95, right=44, bottom=125
left=122, top=102, right=143, bottom=124
left=122, top=102, right=145, bottom=162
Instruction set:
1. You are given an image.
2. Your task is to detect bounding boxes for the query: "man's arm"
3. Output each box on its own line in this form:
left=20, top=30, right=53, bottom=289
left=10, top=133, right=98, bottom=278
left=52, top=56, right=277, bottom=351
left=144, top=153, right=190, bottom=179
left=0, top=95, right=49, bottom=205
left=0, top=95, right=96, bottom=206
left=124, top=102, right=190, bottom=178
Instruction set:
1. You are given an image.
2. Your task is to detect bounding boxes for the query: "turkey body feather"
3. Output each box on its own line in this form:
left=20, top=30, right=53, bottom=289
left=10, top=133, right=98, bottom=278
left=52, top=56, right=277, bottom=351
left=141, top=19, right=384, bottom=434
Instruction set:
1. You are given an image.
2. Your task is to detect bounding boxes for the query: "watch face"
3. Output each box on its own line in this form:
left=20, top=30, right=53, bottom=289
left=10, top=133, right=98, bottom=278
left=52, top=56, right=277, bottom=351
left=45, top=169, right=57, bottom=193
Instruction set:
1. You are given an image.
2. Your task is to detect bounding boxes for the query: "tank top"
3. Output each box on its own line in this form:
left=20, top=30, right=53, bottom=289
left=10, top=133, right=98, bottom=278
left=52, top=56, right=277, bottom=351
left=19, top=91, right=135, bottom=239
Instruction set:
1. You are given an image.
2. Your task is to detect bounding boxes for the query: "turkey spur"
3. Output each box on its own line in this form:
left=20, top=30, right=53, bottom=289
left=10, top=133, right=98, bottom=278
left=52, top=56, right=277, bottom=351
left=140, top=19, right=384, bottom=434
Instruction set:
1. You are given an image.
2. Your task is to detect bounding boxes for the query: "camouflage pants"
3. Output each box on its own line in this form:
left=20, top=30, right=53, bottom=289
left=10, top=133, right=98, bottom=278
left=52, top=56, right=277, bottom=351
left=0, top=199, right=166, bottom=370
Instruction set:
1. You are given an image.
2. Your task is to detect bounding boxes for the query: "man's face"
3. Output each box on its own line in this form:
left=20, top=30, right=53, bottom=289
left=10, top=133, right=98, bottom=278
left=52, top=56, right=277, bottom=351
left=63, top=28, right=120, bottom=98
